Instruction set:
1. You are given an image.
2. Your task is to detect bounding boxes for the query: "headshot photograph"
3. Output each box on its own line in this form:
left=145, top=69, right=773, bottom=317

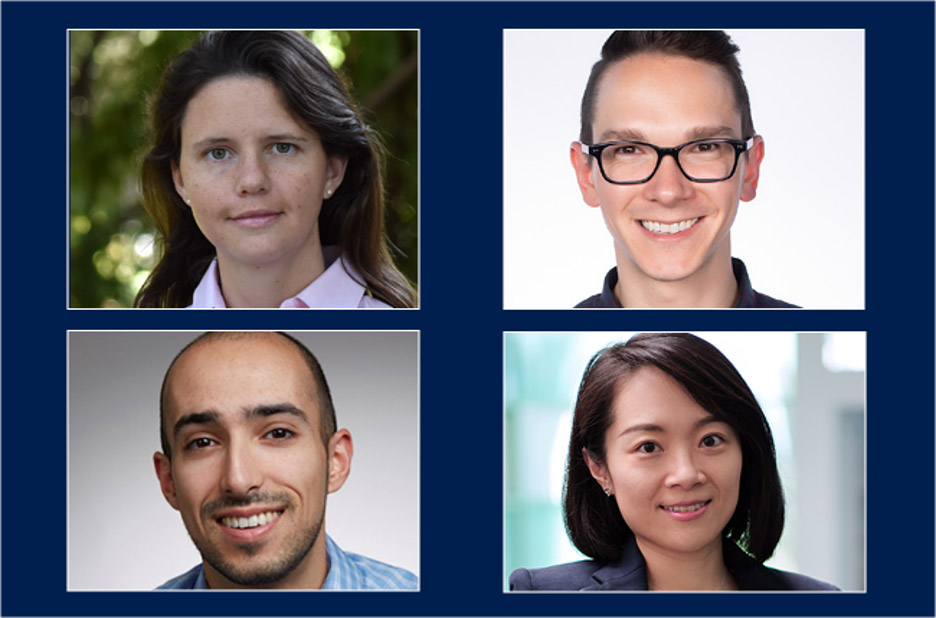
left=69, top=30, right=418, bottom=308
left=68, top=331, right=419, bottom=590
left=503, top=30, right=864, bottom=309
left=505, top=331, right=865, bottom=591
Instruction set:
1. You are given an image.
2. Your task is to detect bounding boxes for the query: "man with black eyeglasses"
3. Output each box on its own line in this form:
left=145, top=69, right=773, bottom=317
left=571, top=31, right=798, bottom=308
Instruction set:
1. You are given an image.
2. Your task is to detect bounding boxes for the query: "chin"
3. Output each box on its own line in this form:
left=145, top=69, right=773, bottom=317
left=632, top=258, right=703, bottom=283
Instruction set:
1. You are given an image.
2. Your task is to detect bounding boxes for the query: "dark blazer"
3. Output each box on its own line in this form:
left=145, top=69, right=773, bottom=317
left=509, top=537, right=839, bottom=591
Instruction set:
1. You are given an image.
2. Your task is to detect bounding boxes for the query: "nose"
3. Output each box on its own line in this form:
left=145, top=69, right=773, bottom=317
left=664, top=449, right=706, bottom=489
left=641, top=153, right=695, bottom=204
left=220, top=439, right=262, bottom=496
left=236, top=152, right=269, bottom=196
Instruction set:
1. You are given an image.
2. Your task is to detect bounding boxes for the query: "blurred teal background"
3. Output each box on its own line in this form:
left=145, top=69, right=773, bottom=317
left=69, top=30, right=418, bottom=307
left=505, top=332, right=866, bottom=591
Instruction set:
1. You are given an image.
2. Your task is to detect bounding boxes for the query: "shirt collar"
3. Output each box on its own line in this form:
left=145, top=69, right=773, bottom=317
left=322, top=534, right=364, bottom=590
left=731, top=257, right=758, bottom=308
left=189, top=248, right=371, bottom=308
left=192, top=565, right=208, bottom=589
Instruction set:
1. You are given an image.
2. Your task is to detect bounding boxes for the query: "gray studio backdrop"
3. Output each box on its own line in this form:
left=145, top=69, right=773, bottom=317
left=68, top=331, right=419, bottom=590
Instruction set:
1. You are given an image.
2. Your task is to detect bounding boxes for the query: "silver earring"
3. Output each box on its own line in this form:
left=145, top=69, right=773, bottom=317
left=324, top=188, right=333, bottom=198
left=603, top=487, right=612, bottom=497
left=185, top=198, right=191, bottom=204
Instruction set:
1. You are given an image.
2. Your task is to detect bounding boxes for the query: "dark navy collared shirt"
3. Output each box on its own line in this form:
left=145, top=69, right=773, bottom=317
left=575, top=258, right=799, bottom=308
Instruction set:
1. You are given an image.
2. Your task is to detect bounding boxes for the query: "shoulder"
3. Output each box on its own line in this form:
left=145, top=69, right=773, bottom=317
left=760, top=566, right=840, bottom=591
left=156, top=564, right=204, bottom=589
left=509, top=560, right=604, bottom=591
left=326, top=536, right=417, bottom=590
left=511, top=537, right=648, bottom=591
left=575, top=294, right=604, bottom=308
left=575, top=267, right=620, bottom=308
left=751, top=291, right=800, bottom=309
left=731, top=257, right=800, bottom=308
left=725, top=544, right=838, bottom=590
left=347, top=551, right=418, bottom=590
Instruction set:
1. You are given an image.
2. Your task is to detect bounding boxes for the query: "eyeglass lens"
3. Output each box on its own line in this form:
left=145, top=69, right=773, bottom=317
left=600, top=141, right=738, bottom=183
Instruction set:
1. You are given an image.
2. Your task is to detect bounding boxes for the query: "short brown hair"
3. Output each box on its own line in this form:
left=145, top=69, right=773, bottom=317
left=580, top=30, right=755, bottom=145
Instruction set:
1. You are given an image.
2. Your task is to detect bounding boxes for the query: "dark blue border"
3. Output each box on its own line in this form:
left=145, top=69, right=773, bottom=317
left=3, top=1, right=934, bottom=616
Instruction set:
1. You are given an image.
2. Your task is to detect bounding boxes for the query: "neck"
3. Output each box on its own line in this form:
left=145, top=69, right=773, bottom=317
left=216, top=242, right=326, bottom=308
left=202, top=528, right=329, bottom=590
left=638, top=537, right=736, bottom=591
left=613, top=245, right=738, bottom=308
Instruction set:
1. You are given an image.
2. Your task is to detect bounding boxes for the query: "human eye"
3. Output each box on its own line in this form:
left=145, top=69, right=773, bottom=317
left=184, top=436, right=218, bottom=451
left=700, top=433, right=726, bottom=448
left=265, top=427, right=296, bottom=441
left=690, top=140, right=726, bottom=155
left=610, top=142, right=645, bottom=158
left=205, top=147, right=231, bottom=161
left=635, top=441, right=661, bottom=454
left=271, top=143, right=296, bottom=155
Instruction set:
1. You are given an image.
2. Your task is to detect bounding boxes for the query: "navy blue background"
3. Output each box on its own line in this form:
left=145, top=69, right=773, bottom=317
left=2, top=1, right=933, bottom=615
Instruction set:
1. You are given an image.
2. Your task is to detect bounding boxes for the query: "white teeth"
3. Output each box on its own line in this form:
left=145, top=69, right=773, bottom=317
left=221, top=510, right=282, bottom=529
left=664, top=502, right=707, bottom=512
left=641, top=218, right=699, bottom=234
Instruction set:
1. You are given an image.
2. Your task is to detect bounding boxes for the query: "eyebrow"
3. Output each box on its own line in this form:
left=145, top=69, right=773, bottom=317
left=245, top=403, right=310, bottom=424
left=172, top=404, right=309, bottom=440
left=618, top=415, right=724, bottom=438
left=173, top=410, right=221, bottom=440
left=190, top=134, right=310, bottom=151
left=597, top=125, right=738, bottom=144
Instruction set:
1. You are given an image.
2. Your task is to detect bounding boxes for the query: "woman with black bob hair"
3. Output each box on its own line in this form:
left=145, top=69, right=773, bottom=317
left=510, top=333, right=838, bottom=590
left=135, top=31, right=416, bottom=308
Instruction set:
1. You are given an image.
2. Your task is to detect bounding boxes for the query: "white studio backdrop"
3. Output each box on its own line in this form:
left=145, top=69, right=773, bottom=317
left=67, top=331, right=420, bottom=590
left=503, top=29, right=864, bottom=309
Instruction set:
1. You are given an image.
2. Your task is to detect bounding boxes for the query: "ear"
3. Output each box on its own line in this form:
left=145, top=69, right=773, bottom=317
left=582, top=447, right=612, bottom=494
left=170, top=159, right=190, bottom=206
left=326, top=429, right=353, bottom=493
left=323, top=156, right=349, bottom=198
left=154, top=452, right=180, bottom=510
left=739, top=135, right=765, bottom=203
left=570, top=142, right=601, bottom=208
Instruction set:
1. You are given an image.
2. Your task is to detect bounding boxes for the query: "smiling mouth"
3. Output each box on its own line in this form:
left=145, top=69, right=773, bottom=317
left=219, top=510, right=283, bottom=530
left=662, top=500, right=711, bottom=513
left=641, top=218, right=700, bottom=235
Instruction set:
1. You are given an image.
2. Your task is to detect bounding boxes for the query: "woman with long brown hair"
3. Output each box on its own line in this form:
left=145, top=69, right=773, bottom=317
left=136, top=31, right=415, bottom=308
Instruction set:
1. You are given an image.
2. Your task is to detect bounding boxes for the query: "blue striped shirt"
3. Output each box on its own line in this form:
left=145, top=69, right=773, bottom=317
left=157, top=535, right=417, bottom=590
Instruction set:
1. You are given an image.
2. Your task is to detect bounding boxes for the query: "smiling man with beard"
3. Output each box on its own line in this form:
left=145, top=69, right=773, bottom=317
left=153, top=331, right=416, bottom=589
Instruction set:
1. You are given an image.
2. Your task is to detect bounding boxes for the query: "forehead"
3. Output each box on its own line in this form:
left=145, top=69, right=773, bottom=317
left=592, top=53, right=741, bottom=142
left=611, top=365, right=714, bottom=428
left=181, top=76, right=312, bottom=141
left=164, top=335, right=319, bottom=423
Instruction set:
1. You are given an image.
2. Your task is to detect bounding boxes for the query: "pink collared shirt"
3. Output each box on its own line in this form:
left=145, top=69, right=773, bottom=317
left=188, top=253, right=391, bottom=308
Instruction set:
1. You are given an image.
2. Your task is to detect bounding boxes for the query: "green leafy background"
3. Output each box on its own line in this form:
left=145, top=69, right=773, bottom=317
left=69, top=30, right=418, bottom=308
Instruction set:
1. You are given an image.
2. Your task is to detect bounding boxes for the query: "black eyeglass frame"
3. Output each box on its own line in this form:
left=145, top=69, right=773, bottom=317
left=580, top=137, right=755, bottom=185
